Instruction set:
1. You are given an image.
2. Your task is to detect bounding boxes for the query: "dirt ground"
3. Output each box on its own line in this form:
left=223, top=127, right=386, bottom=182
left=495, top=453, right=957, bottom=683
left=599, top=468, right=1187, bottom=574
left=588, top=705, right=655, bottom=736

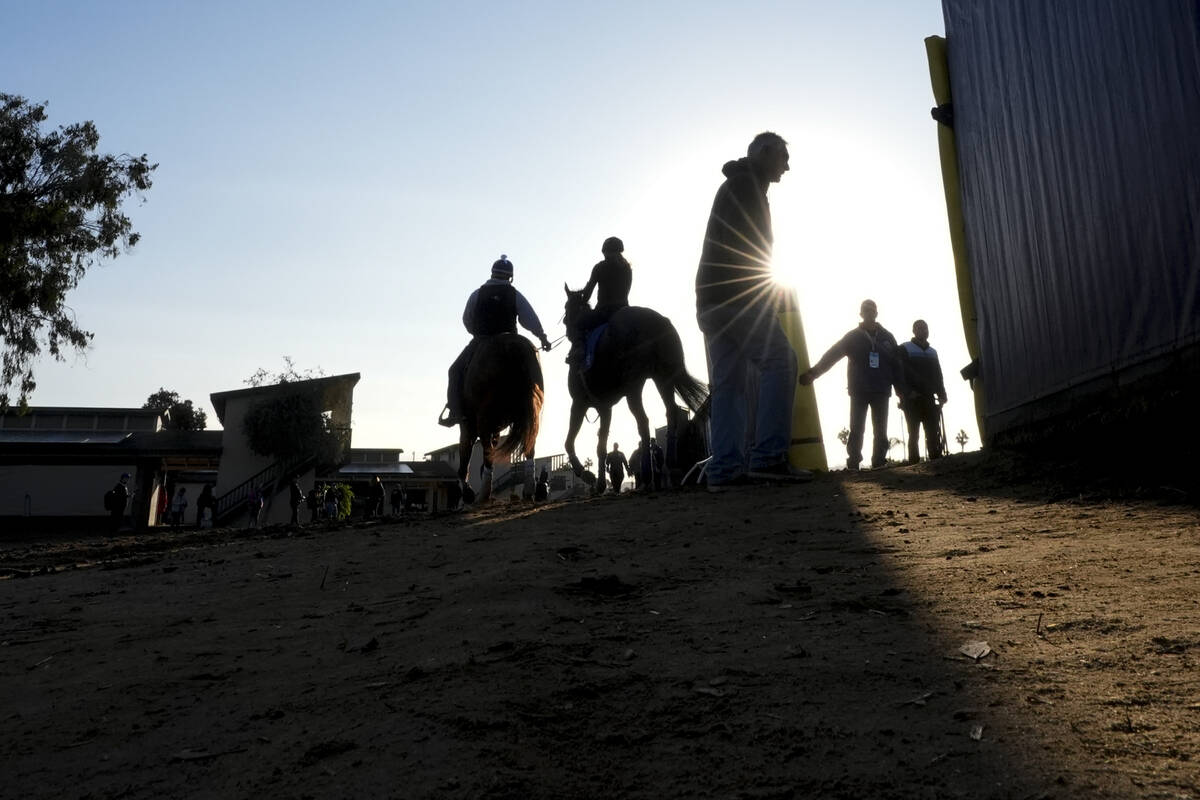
left=3, top=452, right=1199, bottom=800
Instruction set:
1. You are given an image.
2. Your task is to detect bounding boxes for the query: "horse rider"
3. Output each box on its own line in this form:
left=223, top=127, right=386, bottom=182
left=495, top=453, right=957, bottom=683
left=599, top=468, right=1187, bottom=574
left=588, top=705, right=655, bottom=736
left=566, top=236, right=632, bottom=368
left=439, top=255, right=552, bottom=427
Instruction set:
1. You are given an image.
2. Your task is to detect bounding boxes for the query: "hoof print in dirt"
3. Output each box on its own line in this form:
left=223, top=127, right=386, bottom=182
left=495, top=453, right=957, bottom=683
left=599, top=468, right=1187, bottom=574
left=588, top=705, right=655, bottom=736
left=773, top=580, right=813, bottom=598
left=563, top=574, right=637, bottom=598
left=299, top=739, right=357, bottom=768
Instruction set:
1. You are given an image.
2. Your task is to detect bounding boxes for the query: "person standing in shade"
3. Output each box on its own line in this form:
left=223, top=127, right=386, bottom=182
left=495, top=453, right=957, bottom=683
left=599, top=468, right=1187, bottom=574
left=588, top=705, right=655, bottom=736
left=323, top=484, right=338, bottom=521
left=107, top=472, right=131, bottom=533
left=170, top=487, right=188, bottom=527
left=650, top=440, right=666, bottom=490
left=196, top=484, right=214, bottom=527
left=695, top=132, right=810, bottom=491
left=607, top=443, right=630, bottom=494
left=898, top=319, right=948, bottom=463
left=307, top=486, right=321, bottom=523
left=247, top=485, right=263, bottom=528
left=799, top=299, right=906, bottom=470
left=289, top=477, right=304, bottom=525
left=367, top=476, right=385, bottom=518
left=390, top=485, right=405, bottom=516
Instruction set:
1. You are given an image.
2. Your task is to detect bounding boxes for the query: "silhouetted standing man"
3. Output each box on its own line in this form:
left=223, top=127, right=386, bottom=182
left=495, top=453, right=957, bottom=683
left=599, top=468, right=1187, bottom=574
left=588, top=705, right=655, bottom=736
left=800, top=299, right=905, bottom=470
left=107, top=472, right=130, bottom=533
left=607, top=443, right=629, bottom=494
left=696, top=132, right=803, bottom=491
left=289, top=477, right=304, bottom=525
left=899, top=319, right=947, bottom=462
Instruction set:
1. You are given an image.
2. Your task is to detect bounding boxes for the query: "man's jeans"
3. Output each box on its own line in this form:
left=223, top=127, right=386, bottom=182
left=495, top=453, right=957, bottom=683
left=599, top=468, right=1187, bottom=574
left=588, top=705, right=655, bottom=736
left=700, top=306, right=797, bottom=485
left=848, top=393, right=890, bottom=468
left=903, top=395, right=942, bottom=461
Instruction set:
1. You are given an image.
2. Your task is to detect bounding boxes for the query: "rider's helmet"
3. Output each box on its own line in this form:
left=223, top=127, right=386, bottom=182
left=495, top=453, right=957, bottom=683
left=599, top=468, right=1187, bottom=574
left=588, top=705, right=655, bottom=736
left=491, top=255, right=514, bottom=281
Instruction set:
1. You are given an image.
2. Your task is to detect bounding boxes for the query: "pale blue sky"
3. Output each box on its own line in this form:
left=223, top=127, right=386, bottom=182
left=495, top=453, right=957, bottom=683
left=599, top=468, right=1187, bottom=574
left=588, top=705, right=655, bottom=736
left=4, top=1, right=977, bottom=463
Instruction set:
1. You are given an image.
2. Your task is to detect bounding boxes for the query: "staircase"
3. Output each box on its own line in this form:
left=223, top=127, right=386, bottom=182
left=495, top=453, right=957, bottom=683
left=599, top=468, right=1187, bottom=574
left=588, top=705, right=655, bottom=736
left=213, top=456, right=313, bottom=526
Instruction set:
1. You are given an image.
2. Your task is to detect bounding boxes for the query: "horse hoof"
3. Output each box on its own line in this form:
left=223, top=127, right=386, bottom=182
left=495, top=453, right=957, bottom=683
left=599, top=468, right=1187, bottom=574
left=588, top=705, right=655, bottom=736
left=462, top=486, right=476, bottom=505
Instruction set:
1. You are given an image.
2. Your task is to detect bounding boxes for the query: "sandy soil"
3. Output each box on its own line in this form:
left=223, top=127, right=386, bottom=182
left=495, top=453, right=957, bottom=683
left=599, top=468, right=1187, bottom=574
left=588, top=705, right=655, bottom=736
left=3, top=452, right=1199, bottom=800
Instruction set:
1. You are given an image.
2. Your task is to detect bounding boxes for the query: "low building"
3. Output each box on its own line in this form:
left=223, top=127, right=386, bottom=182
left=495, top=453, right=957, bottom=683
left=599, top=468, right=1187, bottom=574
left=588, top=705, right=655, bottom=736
left=208, top=373, right=359, bottom=527
left=0, top=406, right=221, bottom=532
left=325, top=448, right=460, bottom=514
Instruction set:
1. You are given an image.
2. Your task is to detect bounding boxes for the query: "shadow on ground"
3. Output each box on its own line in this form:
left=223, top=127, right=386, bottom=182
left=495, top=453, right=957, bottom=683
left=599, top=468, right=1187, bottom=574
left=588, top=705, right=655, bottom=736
left=4, top=455, right=1188, bottom=798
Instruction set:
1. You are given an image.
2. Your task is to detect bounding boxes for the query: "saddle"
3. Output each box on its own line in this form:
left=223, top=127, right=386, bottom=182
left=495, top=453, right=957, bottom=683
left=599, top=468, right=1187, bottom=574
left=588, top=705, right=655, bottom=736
left=582, top=323, right=608, bottom=371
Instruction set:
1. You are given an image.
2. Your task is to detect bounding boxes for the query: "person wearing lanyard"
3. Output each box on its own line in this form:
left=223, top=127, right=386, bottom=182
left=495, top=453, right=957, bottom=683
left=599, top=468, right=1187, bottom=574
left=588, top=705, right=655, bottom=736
left=799, top=299, right=907, bottom=470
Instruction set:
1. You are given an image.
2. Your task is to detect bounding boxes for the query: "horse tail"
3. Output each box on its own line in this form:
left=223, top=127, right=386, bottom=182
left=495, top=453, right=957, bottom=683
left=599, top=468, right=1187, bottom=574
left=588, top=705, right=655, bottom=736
left=672, top=369, right=709, bottom=416
left=660, top=320, right=709, bottom=415
left=493, top=340, right=544, bottom=461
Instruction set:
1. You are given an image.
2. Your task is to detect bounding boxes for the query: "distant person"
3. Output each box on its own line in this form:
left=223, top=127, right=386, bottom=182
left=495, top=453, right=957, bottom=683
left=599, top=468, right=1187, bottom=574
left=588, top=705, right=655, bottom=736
left=535, top=466, right=550, bottom=501
left=367, top=476, right=385, bottom=517
left=390, top=485, right=405, bottom=515
left=156, top=484, right=170, bottom=526
left=629, top=445, right=644, bottom=489
left=696, top=132, right=810, bottom=491
left=800, top=299, right=906, bottom=470
left=607, top=443, right=630, bottom=494
left=899, top=319, right=948, bottom=463
left=170, top=487, right=188, bottom=527
left=650, top=440, right=665, bottom=490
left=196, top=484, right=214, bottom=527
left=247, top=485, right=263, bottom=528
left=566, top=236, right=633, bottom=369
left=307, top=486, right=321, bottom=523
left=439, top=255, right=552, bottom=427
left=289, top=477, right=304, bottom=525
left=106, top=472, right=131, bottom=533
left=323, top=484, right=338, bottom=521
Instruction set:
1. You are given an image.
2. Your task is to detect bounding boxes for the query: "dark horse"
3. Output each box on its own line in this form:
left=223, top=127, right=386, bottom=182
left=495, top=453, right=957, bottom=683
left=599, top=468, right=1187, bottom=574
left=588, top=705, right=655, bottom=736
left=563, top=285, right=708, bottom=492
left=457, top=333, right=545, bottom=504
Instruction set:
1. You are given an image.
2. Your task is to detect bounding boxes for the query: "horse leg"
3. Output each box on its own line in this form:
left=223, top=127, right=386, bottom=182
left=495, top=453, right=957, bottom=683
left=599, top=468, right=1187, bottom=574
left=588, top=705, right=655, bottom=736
left=458, top=424, right=476, bottom=505
left=522, top=454, right=536, bottom=500
left=594, top=407, right=612, bottom=495
left=479, top=433, right=495, bottom=502
left=565, top=399, right=595, bottom=485
left=626, top=389, right=654, bottom=490
left=654, top=377, right=682, bottom=488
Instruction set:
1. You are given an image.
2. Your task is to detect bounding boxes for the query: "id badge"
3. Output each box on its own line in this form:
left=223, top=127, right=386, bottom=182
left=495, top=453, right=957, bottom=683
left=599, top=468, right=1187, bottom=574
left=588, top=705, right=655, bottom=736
left=869, top=351, right=880, bottom=369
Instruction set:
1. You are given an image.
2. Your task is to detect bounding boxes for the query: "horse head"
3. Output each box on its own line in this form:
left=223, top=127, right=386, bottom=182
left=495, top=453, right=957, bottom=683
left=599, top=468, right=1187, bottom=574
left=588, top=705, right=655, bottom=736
left=562, top=283, right=591, bottom=328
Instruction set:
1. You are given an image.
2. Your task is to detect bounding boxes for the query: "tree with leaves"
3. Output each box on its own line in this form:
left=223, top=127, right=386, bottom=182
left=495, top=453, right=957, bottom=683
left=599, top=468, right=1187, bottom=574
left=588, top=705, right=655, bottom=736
left=837, top=428, right=850, bottom=446
left=143, top=388, right=207, bottom=431
left=956, top=429, right=970, bottom=453
left=0, top=95, right=156, bottom=409
left=240, top=360, right=346, bottom=469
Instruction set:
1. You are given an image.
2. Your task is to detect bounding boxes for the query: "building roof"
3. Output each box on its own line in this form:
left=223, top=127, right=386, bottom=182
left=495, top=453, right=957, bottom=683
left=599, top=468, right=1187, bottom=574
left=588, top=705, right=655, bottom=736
left=326, top=459, right=457, bottom=482
left=1, top=406, right=165, bottom=432
left=209, top=373, right=361, bottom=424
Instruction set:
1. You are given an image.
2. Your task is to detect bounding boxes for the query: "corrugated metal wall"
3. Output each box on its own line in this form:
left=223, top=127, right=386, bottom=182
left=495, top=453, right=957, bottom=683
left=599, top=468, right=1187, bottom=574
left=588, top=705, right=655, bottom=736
left=943, top=0, right=1200, bottom=439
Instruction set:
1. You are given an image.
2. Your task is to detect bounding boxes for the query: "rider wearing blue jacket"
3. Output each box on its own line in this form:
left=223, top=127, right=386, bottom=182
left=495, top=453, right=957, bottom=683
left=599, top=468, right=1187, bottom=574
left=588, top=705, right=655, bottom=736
left=440, top=256, right=551, bottom=427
